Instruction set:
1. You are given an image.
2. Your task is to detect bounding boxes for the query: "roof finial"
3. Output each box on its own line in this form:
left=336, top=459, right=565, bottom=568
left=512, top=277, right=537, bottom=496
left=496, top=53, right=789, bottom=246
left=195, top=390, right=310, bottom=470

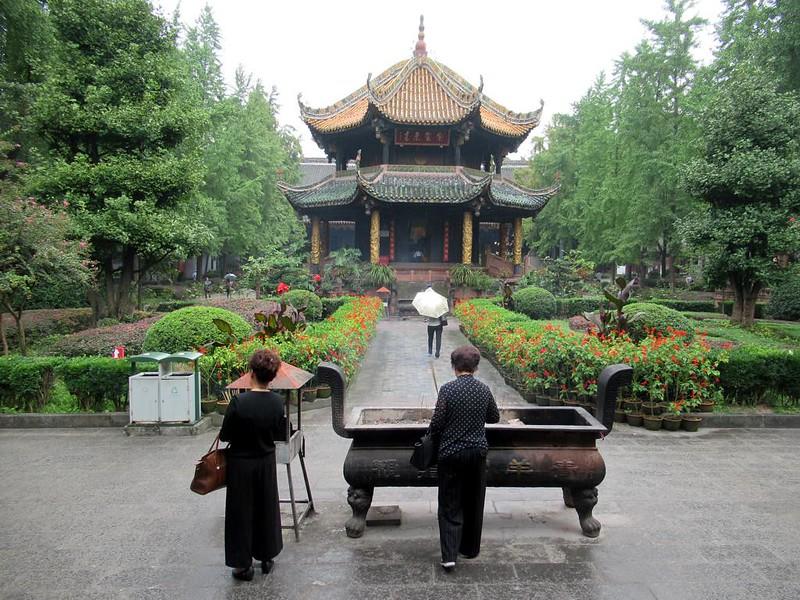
left=414, top=15, right=427, bottom=57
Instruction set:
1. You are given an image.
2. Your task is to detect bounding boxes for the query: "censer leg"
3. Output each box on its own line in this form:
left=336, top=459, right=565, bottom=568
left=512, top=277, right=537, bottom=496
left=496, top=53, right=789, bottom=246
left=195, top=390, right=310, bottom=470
left=345, top=486, right=374, bottom=538
left=286, top=463, right=300, bottom=542
left=571, top=487, right=601, bottom=538
left=299, top=452, right=315, bottom=514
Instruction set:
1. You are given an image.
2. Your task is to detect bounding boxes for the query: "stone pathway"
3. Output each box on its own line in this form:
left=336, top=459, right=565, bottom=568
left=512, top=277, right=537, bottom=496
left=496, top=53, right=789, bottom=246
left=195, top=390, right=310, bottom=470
left=1, top=318, right=799, bottom=599
left=347, top=316, right=525, bottom=409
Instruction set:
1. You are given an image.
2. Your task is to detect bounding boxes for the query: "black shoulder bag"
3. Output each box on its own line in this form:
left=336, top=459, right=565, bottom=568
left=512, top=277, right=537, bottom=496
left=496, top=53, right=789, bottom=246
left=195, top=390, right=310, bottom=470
left=410, top=433, right=438, bottom=470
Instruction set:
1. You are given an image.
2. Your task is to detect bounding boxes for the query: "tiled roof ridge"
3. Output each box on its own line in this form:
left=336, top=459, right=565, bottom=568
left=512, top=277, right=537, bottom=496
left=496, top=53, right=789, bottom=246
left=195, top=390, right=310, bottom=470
left=491, top=173, right=560, bottom=196
left=298, top=49, right=542, bottom=136
left=367, top=57, right=480, bottom=111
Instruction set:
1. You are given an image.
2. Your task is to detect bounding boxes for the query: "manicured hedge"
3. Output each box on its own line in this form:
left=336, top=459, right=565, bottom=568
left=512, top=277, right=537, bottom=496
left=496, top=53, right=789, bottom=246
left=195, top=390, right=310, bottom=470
left=720, top=301, right=766, bottom=319
left=556, top=297, right=604, bottom=318
left=282, top=290, right=323, bottom=321
left=767, top=276, right=800, bottom=321
left=321, top=296, right=351, bottom=317
left=512, top=286, right=557, bottom=320
left=0, top=356, right=133, bottom=412
left=646, top=299, right=717, bottom=313
left=56, top=358, right=131, bottom=411
left=717, top=345, right=800, bottom=403
left=143, top=306, right=251, bottom=353
left=0, top=357, right=63, bottom=411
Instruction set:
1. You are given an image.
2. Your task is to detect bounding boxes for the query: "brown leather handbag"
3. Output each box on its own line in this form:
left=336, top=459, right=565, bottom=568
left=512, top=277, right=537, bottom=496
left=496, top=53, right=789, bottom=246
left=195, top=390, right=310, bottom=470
left=190, top=433, right=228, bottom=495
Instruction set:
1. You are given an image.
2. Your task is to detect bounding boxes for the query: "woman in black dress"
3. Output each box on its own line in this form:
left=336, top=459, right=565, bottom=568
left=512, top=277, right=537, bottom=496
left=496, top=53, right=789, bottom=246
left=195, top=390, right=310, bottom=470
left=219, top=349, right=286, bottom=581
left=428, top=345, right=499, bottom=572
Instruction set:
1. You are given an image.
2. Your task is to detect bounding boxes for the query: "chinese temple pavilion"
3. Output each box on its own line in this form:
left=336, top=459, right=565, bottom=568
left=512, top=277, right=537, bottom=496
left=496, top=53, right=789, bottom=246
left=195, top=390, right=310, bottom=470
left=279, top=17, right=558, bottom=276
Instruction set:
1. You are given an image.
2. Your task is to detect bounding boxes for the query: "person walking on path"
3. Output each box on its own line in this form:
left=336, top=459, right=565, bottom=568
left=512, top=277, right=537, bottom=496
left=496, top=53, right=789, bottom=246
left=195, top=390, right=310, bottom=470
left=427, top=345, right=500, bottom=572
left=219, top=349, right=286, bottom=581
left=203, top=276, right=213, bottom=299
left=426, top=314, right=446, bottom=358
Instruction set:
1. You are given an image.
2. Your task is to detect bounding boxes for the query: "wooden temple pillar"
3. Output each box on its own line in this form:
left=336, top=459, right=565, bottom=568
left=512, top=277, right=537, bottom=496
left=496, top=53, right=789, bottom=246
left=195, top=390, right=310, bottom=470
left=370, top=210, right=380, bottom=264
left=310, top=216, right=321, bottom=273
left=321, top=220, right=329, bottom=261
left=499, top=223, right=508, bottom=260
left=513, top=217, right=523, bottom=275
left=462, top=211, right=473, bottom=264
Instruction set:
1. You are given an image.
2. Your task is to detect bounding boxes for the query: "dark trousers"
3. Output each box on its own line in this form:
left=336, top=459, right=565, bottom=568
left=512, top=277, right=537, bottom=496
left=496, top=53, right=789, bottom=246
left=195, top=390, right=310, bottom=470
left=427, top=325, right=443, bottom=356
left=437, top=447, right=488, bottom=562
left=225, top=453, right=283, bottom=568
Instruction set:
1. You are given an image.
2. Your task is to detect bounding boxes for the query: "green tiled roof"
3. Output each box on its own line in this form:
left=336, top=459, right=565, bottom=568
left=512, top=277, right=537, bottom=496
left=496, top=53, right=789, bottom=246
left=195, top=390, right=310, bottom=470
left=360, top=165, right=490, bottom=203
left=279, top=165, right=557, bottom=213
left=489, top=177, right=557, bottom=212
left=278, top=174, right=358, bottom=208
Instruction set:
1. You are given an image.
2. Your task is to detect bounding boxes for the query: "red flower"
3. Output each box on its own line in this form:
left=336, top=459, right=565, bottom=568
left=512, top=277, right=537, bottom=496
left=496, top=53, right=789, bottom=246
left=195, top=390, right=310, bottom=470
left=276, top=282, right=290, bottom=295
left=313, top=274, right=321, bottom=282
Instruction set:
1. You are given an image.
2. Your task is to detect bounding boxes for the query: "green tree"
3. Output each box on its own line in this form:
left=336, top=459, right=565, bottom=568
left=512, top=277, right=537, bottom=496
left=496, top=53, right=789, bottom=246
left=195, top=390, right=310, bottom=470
left=0, top=0, right=53, bottom=152
left=681, top=66, right=800, bottom=325
left=27, top=0, right=211, bottom=318
left=0, top=140, right=92, bottom=354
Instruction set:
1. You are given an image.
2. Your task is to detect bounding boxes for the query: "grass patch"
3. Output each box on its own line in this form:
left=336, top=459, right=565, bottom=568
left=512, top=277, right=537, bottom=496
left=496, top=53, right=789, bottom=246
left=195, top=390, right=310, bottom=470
left=689, top=318, right=798, bottom=350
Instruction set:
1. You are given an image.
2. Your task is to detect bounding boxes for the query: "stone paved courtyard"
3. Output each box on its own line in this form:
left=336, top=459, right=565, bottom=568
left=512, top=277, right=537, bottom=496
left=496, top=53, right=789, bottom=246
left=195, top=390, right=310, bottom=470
left=2, top=318, right=799, bottom=599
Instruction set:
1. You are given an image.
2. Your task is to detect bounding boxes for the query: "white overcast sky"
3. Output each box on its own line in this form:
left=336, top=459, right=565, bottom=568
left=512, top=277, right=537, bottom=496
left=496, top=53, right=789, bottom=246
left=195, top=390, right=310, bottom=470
left=154, top=0, right=725, bottom=159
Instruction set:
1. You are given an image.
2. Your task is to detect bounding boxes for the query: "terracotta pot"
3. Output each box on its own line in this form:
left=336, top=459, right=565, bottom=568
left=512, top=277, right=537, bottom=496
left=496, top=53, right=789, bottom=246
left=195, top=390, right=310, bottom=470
left=549, top=398, right=565, bottom=407
left=564, top=399, right=580, bottom=407
left=316, top=385, right=332, bottom=399
left=662, top=415, right=682, bottom=431
left=201, top=399, right=217, bottom=415
left=697, top=401, right=714, bottom=413
left=626, top=412, right=643, bottom=427
left=623, top=399, right=642, bottom=412
left=302, top=387, right=318, bottom=403
left=641, top=402, right=663, bottom=416
left=642, top=415, right=663, bottom=431
left=216, top=400, right=230, bottom=415
left=614, top=409, right=627, bottom=423
left=537, top=395, right=551, bottom=407
left=682, top=416, right=702, bottom=432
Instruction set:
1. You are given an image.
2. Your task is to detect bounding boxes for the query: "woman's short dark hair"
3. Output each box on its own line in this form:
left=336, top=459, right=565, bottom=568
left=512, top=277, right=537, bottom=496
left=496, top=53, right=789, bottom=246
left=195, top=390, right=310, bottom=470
left=451, top=345, right=480, bottom=373
left=249, top=349, right=281, bottom=386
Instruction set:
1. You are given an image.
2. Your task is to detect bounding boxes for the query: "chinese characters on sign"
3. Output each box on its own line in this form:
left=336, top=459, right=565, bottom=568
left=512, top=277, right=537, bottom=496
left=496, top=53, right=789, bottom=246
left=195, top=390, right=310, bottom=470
left=394, top=129, right=450, bottom=147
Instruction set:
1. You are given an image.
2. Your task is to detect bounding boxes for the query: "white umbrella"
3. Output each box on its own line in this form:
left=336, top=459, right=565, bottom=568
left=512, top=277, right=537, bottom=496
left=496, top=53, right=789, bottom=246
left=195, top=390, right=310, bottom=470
left=412, top=287, right=449, bottom=318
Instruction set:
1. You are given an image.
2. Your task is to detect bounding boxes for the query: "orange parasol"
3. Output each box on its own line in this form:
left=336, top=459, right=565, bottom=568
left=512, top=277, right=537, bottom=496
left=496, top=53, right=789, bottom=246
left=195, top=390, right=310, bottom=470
left=226, top=361, right=314, bottom=391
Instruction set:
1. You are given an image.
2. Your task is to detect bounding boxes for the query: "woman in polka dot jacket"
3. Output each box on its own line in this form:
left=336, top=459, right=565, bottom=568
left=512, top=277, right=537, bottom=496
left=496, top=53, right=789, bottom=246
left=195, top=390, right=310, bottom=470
left=428, top=345, right=500, bottom=572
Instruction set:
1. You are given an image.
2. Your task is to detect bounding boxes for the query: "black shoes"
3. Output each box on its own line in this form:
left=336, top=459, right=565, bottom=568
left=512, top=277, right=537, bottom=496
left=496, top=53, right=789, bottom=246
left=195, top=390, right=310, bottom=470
left=231, top=566, right=254, bottom=581
left=261, top=559, right=274, bottom=574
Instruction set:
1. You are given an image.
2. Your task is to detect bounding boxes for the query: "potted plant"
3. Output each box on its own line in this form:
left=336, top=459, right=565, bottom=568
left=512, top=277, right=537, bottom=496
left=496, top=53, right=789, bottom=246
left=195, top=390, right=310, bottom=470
left=301, top=386, right=317, bottom=403
left=366, top=264, right=397, bottom=289
left=682, top=414, right=702, bottom=432
left=662, top=401, right=683, bottom=431
left=625, top=410, right=643, bottom=427
left=316, top=384, right=332, bottom=399
left=201, top=397, right=218, bottom=414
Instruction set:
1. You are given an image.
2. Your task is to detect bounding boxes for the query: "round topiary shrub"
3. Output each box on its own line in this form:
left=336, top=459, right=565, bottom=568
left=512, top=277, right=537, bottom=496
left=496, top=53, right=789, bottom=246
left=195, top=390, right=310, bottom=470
left=512, top=286, right=557, bottom=320
left=767, top=276, right=800, bottom=321
left=622, top=302, right=694, bottom=341
left=142, top=306, right=251, bottom=353
left=282, top=289, right=323, bottom=321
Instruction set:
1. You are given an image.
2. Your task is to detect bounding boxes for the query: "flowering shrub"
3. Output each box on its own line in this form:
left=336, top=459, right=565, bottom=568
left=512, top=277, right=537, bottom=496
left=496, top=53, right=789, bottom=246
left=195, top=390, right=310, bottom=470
left=199, top=296, right=382, bottom=393
left=456, top=299, right=724, bottom=409
left=3, top=308, right=94, bottom=346
left=45, top=315, right=162, bottom=357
